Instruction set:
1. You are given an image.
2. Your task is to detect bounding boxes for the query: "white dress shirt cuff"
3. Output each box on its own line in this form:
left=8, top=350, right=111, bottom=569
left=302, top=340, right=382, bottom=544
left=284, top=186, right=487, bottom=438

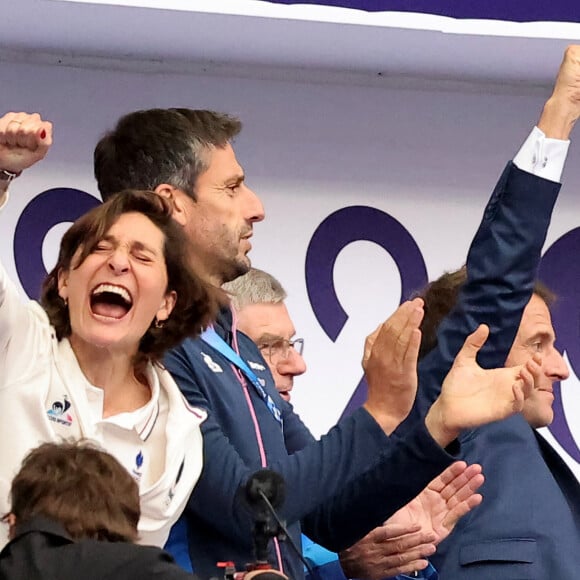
left=513, top=126, right=570, bottom=183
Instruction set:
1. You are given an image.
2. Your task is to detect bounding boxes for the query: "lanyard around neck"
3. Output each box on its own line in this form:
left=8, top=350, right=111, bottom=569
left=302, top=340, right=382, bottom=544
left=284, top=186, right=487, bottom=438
left=200, top=327, right=283, bottom=428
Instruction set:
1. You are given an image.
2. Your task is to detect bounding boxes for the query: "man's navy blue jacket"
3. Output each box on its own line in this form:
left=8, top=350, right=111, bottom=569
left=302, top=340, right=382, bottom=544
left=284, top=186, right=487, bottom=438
left=412, top=163, right=580, bottom=578
left=164, top=311, right=455, bottom=579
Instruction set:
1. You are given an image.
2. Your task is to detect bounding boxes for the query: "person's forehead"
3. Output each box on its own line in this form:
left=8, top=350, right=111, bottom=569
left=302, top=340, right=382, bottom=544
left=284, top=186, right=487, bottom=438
left=107, top=212, right=164, bottom=249
left=236, top=302, right=295, bottom=341
left=516, top=294, right=554, bottom=339
left=199, top=142, right=244, bottom=183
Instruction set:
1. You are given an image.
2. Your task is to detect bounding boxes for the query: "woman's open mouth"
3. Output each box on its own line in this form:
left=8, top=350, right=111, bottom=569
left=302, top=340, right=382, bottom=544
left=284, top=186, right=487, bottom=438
left=89, top=283, right=133, bottom=320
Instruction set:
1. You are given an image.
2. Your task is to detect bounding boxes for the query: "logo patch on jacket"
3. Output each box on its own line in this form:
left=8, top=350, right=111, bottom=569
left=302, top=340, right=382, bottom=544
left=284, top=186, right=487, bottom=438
left=132, top=450, right=144, bottom=481
left=46, top=395, right=73, bottom=427
left=201, top=352, right=223, bottom=373
left=248, top=360, right=266, bottom=371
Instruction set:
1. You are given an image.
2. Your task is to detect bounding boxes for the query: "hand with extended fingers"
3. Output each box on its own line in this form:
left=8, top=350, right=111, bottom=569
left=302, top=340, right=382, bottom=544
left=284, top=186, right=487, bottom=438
left=339, top=461, right=484, bottom=579
left=363, top=297, right=424, bottom=435
left=426, top=324, right=540, bottom=446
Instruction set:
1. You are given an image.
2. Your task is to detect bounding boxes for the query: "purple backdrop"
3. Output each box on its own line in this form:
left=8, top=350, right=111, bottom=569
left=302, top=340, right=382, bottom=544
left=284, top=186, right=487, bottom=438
left=13, top=188, right=580, bottom=464
left=263, top=1, right=580, bottom=23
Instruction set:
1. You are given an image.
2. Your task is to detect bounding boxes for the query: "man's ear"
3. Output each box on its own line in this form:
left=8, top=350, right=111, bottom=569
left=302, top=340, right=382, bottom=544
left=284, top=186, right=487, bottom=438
left=155, top=184, right=188, bottom=227
left=7, top=513, right=16, bottom=540
left=57, top=268, right=69, bottom=301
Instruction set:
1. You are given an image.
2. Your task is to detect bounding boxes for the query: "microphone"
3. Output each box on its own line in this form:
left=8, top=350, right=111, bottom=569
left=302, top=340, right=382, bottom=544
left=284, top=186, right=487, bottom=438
left=235, top=469, right=313, bottom=579
left=244, top=469, right=286, bottom=517
left=239, top=469, right=286, bottom=563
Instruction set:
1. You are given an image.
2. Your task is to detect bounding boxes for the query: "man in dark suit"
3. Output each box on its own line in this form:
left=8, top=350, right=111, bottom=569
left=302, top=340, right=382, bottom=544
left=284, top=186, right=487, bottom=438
left=411, top=46, right=580, bottom=579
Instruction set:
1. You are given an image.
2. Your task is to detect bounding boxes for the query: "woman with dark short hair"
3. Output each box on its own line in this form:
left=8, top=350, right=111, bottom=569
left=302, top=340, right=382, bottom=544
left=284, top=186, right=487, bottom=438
left=0, top=112, right=222, bottom=549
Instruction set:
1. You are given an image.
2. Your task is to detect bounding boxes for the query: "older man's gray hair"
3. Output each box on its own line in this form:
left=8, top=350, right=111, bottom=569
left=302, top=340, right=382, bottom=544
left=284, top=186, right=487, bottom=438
left=222, top=268, right=287, bottom=310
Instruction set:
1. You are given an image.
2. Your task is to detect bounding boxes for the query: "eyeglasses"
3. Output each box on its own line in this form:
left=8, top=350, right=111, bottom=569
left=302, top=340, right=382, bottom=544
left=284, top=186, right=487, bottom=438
left=258, top=337, right=305, bottom=364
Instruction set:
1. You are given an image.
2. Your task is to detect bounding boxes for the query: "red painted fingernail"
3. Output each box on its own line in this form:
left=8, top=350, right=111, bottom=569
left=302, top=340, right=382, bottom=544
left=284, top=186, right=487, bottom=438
left=40, top=130, right=46, bottom=139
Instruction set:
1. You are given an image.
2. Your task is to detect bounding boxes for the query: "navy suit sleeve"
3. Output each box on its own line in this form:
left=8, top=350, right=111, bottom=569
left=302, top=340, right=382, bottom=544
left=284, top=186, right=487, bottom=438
left=305, top=163, right=559, bottom=549
left=166, top=346, right=455, bottom=553
left=301, top=421, right=458, bottom=551
left=282, top=399, right=317, bottom=452
left=414, top=162, right=561, bottom=417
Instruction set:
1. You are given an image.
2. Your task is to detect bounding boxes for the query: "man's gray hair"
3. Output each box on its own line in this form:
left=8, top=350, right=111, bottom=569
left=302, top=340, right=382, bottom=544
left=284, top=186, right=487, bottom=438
left=223, top=268, right=287, bottom=310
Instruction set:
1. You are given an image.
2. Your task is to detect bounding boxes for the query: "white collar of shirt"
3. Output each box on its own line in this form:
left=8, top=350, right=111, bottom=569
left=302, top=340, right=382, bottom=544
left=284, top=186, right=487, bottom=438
left=57, top=338, right=160, bottom=441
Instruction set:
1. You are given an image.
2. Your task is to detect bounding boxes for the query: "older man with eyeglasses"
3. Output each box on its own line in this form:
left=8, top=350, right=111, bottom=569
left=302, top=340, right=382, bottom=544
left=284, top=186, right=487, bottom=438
left=222, top=268, right=471, bottom=580
left=224, top=269, right=306, bottom=402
